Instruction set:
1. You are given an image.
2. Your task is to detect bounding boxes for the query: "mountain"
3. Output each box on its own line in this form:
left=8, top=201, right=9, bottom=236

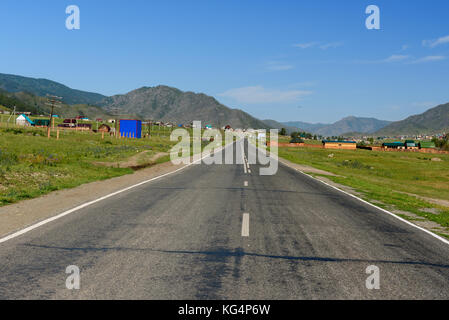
left=0, top=73, right=270, bottom=128
left=0, top=90, right=111, bottom=120
left=262, top=120, right=300, bottom=134
left=100, top=86, right=269, bottom=129
left=375, top=103, right=449, bottom=136
left=282, top=117, right=391, bottom=137
left=281, top=121, right=328, bottom=133
left=0, top=73, right=106, bottom=105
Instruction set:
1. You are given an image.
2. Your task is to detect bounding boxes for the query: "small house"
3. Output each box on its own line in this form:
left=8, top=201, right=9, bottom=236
left=98, top=124, right=111, bottom=133
left=322, top=140, right=357, bottom=150
left=419, top=141, right=436, bottom=149
left=382, top=142, right=405, bottom=149
left=16, top=114, right=34, bottom=127
left=405, top=140, right=419, bottom=150
left=34, top=119, right=50, bottom=127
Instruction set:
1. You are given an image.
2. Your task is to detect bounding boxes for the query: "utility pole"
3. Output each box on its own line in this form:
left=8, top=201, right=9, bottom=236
left=7, top=106, right=16, bottom=127
left=110, top=108, right=120, bottom=138
left=45, top=95, right=62, bottom=138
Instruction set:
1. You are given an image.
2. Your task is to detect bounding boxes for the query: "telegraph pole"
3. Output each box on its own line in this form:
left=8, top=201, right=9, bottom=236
left=45, top=95, right=62, bottom=138
left=7, top=106, right=16, bottom=127
left=110, top=108, right=120, bottom=138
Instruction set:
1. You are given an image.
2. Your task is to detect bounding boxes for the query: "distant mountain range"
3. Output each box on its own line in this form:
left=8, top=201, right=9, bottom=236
left=280, top=121, right=328, bottom=133
left=375, top=103, right=449, bottom=136
left=260, top=119, right=299, bottom=134
left=0, top=89, right=111, bottom=120
left=0, top=73, right=267, bottom=129
left=277, top=117, right=392, bottom=137
left=0, top=73, right=106, bottom=105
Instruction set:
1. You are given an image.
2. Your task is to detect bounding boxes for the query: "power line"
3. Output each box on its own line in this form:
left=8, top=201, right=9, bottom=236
left=45, top=94, right=62, bottom=138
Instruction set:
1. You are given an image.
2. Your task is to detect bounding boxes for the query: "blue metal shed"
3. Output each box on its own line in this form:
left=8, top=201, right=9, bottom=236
left=120, top=119, right=142, bottom=138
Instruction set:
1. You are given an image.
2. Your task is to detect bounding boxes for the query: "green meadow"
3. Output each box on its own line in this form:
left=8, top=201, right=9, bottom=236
left=279, top=143, right=449, bottom=235
left=0, top=125, right=177, bottom=206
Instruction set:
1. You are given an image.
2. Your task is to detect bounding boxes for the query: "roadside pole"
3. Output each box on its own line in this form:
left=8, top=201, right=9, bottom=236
left=45, top=95, right=62, bottom=139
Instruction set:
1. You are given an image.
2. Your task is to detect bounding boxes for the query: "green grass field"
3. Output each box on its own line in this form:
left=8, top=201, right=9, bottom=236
left=279, top=144, right=449, bottom=235
left=0, top=125, right=179, bottom=206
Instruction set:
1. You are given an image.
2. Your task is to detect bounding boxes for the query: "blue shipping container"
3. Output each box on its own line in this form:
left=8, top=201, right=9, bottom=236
left=120, top=119, right=142, bottom=138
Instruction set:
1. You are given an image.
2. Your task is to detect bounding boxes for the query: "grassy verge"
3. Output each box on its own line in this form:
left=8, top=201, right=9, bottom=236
left=279, top=145, right=449, bottom=236
left=0, top=126, right=178, bottom=206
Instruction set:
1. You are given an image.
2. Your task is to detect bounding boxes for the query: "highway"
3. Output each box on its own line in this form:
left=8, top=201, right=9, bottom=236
left=0, top=139, right=448, bottom=299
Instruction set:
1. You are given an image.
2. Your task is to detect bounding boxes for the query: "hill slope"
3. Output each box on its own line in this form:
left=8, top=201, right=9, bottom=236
left=0, top=90, right=111, bottom=119
left=281, top=121, right=328, bottom=133
left=0, top=73, right=106, bottom=105
left=262, top=120, right=302, bottom=134
left=375, top=103, right=449, bottom=136
left=100, top=86, right=269, bottom=129
left=283, top=117, right=391, bottom=136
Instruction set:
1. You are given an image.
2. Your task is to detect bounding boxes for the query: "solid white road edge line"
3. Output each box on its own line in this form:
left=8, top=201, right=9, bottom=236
left=0, top=144, right=229, bottom=245
left=242, top=213, right=250, bottom=237
left=277, top=159, right=449, bottom=246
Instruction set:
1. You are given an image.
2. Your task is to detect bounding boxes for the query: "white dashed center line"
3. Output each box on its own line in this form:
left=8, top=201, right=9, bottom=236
left=242, top=213, right=250, bottom=237
left=244, top=181, right=248, bottom=187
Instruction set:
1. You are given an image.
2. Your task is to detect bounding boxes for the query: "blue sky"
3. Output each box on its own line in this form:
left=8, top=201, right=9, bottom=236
left=1, top=0, right=448, bottom=123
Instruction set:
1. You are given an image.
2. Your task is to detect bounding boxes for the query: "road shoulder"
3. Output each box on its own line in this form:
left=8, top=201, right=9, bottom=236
left=0, top=160, right=186, bottom=238
left=278, top=155, right=449, bottom=240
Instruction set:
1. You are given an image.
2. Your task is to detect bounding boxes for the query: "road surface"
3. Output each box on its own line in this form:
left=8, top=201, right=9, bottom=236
left=0, top=140, right=448, bottom=299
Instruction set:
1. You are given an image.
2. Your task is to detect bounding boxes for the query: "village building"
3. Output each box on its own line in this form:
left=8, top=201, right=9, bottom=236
left=15, top=114, right=34, bottom=127
left=322, top=140, right=357, bottom=150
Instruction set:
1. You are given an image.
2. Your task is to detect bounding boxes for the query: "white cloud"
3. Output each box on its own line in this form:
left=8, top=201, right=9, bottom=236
left=265, top=61, right=294, bottom=71
left=293, top=41, right=342, bottom=50
left=355, top=55, right=410, bottom=64
left=422, top=35, right=449, bottom=48
left=293, top=42, right=319, bottom=49
left=410, top=55, right=446, bottom=64
left=320, top=42, right=343, bottom=50
left=383, top=55, right=410, bottom=63
left=219, top=86, right=312, bottom=104
left=357, top=54, right=446, bottom=64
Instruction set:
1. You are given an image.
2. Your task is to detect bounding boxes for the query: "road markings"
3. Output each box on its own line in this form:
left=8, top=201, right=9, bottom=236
left=240, top=141, right=248, bottom=174
left=244, top=181, right=248, bottom=187
left=242, top=213, right=250, bottom=237
left=277, top=159, right=449, bottom=247
left=0, top=144, right=229, bottom=245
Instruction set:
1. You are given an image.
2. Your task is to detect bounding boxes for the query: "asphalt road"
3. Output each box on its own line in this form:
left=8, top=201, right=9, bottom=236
left=0, top=139, right=448, bottom=299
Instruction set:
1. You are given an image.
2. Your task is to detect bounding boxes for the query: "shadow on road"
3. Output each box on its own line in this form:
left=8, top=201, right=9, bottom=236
left=22, top=244, right=449, bottom=269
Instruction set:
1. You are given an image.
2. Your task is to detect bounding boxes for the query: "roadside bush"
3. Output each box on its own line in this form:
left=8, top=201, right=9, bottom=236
left=290, top=132, right=304, bottom=143
left=4, top=128, right=24, bottom=135
left=432, top=137, right=449, bottom=151
left=340, top=160, right=372, bottom=170
left=290, top=136, right=304, bottom=143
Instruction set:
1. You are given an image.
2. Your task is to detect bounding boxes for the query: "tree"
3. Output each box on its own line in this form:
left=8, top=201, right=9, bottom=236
left=280, top=128, right=287, bottom=136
